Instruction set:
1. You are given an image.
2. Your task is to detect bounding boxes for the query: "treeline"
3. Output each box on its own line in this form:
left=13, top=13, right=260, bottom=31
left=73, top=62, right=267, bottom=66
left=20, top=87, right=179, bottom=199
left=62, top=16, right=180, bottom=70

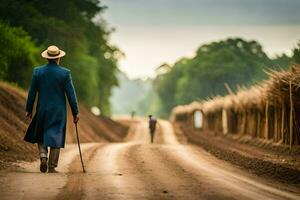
left=0, top=0, right=121, bottom=115
left=152, top=38, right=299, bottom=118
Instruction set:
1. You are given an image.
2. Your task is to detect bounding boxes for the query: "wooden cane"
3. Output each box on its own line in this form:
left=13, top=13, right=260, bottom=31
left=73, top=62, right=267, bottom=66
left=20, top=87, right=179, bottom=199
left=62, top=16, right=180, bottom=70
left=75, top=123, right=86, bottom=173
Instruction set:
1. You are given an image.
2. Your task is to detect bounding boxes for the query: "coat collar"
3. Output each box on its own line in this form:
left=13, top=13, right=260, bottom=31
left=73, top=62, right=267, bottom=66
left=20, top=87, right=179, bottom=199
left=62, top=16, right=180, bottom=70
left=47, top=61, right=59, bottom=67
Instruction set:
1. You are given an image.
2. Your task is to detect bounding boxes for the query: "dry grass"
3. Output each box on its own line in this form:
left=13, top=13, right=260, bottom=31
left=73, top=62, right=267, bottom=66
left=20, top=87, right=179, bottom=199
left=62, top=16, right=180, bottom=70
left=171, top=65, right=300, bottom=146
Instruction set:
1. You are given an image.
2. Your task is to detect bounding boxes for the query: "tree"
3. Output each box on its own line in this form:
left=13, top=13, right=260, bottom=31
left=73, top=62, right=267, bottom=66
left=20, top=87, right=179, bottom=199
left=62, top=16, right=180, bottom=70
left=154, top=38, right=275, bottom=117
left=0, top=0, right=121, bottom=115
left=293, top=41, right=300, bottom=64
left=0, top=22, right=39, bottom=87
left=271, top=54, right=292, bottom=69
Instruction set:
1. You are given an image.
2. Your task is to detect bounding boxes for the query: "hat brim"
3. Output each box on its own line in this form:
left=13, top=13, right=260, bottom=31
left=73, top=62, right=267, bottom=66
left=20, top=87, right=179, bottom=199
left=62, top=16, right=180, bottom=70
left=41, top=49, right=66, bottom=59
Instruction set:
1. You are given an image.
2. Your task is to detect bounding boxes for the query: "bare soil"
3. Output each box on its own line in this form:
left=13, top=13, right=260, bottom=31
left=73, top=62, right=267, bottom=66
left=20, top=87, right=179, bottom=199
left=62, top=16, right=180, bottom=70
left=173, top=122, right=300, bottom=185
left=0, top=120, right=299, bottom=200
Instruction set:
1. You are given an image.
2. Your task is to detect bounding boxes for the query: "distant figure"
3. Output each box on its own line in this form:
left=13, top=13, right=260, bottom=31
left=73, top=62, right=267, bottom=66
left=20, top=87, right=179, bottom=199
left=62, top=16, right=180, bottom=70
left=148, top=115, right=157, bottom=143
left=24, top=45, right=79, bottom=173
left=131, top=111, right=136, bottom=119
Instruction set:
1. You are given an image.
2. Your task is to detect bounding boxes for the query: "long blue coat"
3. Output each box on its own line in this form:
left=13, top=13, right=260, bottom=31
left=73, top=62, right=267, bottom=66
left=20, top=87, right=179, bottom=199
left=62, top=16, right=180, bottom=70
left=24, top=62, right=78, bottom=148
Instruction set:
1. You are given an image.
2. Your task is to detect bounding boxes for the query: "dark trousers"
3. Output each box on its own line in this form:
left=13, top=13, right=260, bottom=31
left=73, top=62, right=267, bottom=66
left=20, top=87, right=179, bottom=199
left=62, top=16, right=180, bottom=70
left=150, top=129, right=155, bottom=143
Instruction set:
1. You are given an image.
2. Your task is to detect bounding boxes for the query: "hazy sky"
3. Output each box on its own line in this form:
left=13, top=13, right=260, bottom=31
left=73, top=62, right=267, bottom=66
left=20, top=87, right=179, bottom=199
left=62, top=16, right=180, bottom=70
left=101, top=0, right=300, bottom=79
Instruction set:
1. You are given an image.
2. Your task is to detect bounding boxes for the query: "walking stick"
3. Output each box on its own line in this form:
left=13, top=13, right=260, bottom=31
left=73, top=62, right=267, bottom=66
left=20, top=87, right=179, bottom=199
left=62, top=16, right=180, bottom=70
left=75, top=123, right=86, bottom=173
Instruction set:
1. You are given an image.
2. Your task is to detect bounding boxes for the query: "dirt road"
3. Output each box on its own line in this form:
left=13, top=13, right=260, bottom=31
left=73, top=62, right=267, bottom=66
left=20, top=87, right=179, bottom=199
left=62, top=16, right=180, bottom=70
left=0, top=120, right=299, bottom=200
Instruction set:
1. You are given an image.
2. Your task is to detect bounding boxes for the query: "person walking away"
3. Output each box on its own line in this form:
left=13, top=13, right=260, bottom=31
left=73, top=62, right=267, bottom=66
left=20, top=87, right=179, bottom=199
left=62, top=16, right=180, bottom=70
left=148, top=115, right=157, bottom=143
left=24, top=45, right=79, bottom=173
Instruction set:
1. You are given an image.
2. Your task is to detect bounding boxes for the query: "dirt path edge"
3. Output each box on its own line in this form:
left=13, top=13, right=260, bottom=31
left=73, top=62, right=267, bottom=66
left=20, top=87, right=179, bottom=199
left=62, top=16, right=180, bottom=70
left=174, top=122, right=300, bottom=186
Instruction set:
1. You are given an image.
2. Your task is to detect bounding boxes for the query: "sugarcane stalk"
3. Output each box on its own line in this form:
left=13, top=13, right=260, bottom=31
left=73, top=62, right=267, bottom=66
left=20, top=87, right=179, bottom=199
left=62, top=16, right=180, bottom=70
left=265, top=102, right=269, bottom=140
left=289, top=80, right=293, bottom=149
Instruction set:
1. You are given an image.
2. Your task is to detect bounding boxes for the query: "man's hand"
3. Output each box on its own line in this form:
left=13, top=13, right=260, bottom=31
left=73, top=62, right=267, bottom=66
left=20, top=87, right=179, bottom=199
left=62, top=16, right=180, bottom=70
left=73, top=115, right=79, bottom=124
left=26, top=112, right=32, bottom=119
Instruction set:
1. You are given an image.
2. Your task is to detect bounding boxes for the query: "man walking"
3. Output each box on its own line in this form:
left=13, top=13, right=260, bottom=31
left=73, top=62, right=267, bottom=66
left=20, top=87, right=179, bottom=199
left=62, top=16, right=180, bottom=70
left=148, top=115, right=157, bottom=144
left=24, top=45, right=79, bottom=173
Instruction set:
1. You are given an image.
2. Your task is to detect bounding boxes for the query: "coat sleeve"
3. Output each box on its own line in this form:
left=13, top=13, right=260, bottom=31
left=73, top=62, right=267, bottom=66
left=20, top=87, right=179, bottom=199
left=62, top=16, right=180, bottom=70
left=26, top=69, right=38, bottom=113
left=65, top=71, right=79, bottom=116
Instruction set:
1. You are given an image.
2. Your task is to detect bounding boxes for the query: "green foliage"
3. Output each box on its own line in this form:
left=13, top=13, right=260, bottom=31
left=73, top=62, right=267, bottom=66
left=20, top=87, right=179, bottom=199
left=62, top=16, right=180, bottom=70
left=155, top=59, right=186, bottom=117
left=0, top=0, right=120, bottom=115
left=272, top=54, right=292, bottom=69
left=293, top=41, right=300, bottom=64
left=0, top=22, right=39, bottom=87
left=154, top=38, right=290, bottom=118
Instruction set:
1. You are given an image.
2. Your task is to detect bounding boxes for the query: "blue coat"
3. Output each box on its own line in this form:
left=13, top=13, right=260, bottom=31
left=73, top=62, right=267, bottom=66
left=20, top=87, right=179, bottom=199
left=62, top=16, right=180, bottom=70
left=24, top=62, right=79, bottom=148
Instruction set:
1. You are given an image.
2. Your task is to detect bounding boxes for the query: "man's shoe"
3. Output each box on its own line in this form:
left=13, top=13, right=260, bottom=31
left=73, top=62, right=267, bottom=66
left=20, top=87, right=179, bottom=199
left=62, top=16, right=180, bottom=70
left=48, top=167, right=58, bottom=173
left=40, top=157, right=48, bottom=173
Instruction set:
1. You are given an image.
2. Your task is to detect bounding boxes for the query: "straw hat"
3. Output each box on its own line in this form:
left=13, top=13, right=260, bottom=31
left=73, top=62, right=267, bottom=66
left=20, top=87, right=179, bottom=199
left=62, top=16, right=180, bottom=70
left=41, top=45, right=66, bottom=59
